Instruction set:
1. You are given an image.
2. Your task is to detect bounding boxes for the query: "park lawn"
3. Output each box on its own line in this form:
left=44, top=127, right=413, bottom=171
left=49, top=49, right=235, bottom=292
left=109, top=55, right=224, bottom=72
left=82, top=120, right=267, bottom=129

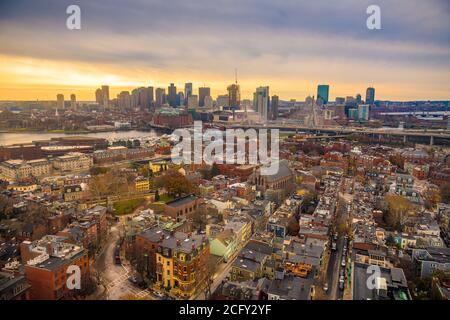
left=148, top=202, right=165, bottom=214
left=113, top=198, right=145, bottom=215
left=158, top=194, right=174, bottom=203
left=147, top=194, right=174, bottom=213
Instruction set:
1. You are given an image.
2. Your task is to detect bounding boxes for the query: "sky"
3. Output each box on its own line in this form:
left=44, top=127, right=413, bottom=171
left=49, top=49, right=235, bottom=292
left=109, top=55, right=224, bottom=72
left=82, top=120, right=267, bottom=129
left=0, top=0, right=449, bottom=101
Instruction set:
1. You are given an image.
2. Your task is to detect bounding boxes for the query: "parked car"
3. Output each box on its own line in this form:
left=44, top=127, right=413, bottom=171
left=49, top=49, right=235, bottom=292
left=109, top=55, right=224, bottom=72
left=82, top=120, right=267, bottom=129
left=323, top=283, right=329, bottom=293
left=128, top=276, right=138, bottom=284
left=128, top=276, right=147, bottom=289
left=152, top=290, right=165, bottom=299
left=341, top=258, right=346, bottom=267
left=339, top=278, right=345, bottom=291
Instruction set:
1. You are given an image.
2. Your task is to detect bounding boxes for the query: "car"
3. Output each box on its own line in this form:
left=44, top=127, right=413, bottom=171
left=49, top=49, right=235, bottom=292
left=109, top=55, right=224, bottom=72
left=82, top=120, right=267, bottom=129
left=341, top=259, right=346, bottom=267
left=128, top=276, right=138, bottom=284
left=340, top=269, right=345, bottom=277
left=152, top=290, right=165, bottom=299
left=339, top=280, right=345, bottom=291
left=128, top=276, right=147, bottom=289
left=331, top=242, right=337, bottom=251
left=323, top=283, right=329, bottom=292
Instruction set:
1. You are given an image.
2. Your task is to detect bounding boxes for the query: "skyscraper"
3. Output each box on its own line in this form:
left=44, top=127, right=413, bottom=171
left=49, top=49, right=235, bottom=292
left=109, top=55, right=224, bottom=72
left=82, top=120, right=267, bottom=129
left=168, top=83, right=177, bottom=107
left=155, top=88, right=166, bottom=108
left=204, top=95, right=213, bottom=108
left=317, top=84, right=329, bottom=104
left=131, top=88, right=139, bottom=109
left=70, top=94, right=76, bottom=109
left=137, top=87, right=153, bottom=110
left=358, top=104, right=370, bottom=121
left=216, top=95, right=229, bottom=108
left=177, top=92, right=185, bottom=106
left=253, top=86, right=270, bottom=121
left=184, top=83, right=193, bottom=102
left=271, top=95, right=279, bottom=120
left=118, top=91, right=131, bottom=109
left=198, top=87, right=211, bottom=107
left=366, top=87, right=375, bottom=105
left=101, top=85, right=110, bottom=108
left=227, top=84, right=240, bottom=109
left=147, top=86, right=154, bottom=105
left=56, top=94, right=64, bottom=109
left=95, top=89, right=102, bottom=105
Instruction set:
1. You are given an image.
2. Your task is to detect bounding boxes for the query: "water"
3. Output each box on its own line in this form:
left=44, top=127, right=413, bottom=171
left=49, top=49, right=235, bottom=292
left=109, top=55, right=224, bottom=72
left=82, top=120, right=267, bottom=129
left=0, top=130, right=162, bottom=146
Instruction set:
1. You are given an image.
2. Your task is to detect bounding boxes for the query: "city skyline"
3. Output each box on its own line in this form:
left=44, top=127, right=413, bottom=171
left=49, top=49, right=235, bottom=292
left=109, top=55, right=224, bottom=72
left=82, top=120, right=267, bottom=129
left=0, top=0, right=449, bottom=101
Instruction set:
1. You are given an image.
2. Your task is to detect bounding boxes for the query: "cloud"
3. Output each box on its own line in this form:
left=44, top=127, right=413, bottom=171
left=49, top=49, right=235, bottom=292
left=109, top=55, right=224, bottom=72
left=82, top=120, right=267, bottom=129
left=0, top=0, right=449, bottom=100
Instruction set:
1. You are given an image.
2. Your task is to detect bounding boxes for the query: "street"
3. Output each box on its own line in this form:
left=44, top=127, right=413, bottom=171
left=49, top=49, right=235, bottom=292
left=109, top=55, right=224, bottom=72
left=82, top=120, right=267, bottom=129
left=322, top=183, right=353, bottom=300
left=90, top=223, right=153, bottom=300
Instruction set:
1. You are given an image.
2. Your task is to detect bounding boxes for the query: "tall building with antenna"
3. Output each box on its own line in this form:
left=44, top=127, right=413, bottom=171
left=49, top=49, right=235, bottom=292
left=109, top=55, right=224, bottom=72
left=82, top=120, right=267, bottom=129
left=227, top=70, right=241, bottom=109
left=366, top=87, right=375, bottom=105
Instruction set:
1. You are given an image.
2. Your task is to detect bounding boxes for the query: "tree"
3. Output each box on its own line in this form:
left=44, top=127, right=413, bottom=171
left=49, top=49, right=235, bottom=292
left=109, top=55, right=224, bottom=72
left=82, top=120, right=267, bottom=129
left=389, top=154, right=404, bottom=170
left=286, top=215, right=300, bottom=236
left=0, top=195, right=14, bottom=220
left=199, top=168, right=212, bottom=180
left=384, top=195, right=414, bottom=231
left=423, top=186, right=441, bottom=209
left=138, top=166, right=152, bottom=177
left=440, top=185, right=450, bottom=204
left=89, top=171, right=130, bottom=199
left=210, top=163, right=220, bottom=177
left=155, top=169, right=194, bottom=197
left=385, top=234, right=396, bottom=246
left=90, top=166, right=109, bottom=176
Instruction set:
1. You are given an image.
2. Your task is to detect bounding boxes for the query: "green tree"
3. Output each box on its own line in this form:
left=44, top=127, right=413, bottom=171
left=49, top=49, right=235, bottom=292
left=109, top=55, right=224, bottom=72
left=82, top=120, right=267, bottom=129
left=211, top=163, right=220, bottom=177
left=385, top=234, right=396, bottom=246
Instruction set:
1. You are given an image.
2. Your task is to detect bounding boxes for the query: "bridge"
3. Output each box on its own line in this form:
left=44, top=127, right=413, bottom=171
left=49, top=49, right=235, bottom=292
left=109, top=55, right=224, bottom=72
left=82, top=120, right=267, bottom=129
left=222, top=123, right=450, bottom=146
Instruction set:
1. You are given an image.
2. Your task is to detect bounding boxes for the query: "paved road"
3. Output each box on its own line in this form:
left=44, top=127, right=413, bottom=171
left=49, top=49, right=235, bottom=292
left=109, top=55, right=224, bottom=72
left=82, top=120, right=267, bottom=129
left=91, top=223, right=153, bottom=300
left=323, top=189, right=352, bottom=300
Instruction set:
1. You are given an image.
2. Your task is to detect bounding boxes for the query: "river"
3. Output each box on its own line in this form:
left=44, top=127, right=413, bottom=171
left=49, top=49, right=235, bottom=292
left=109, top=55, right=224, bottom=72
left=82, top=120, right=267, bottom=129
left=0, top=130, right=162, bottom=146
